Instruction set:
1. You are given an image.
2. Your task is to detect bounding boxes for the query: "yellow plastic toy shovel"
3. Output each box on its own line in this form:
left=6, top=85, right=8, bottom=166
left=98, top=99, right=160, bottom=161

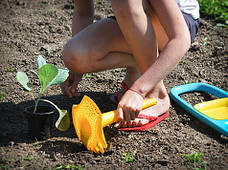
left=72, top=95, right=157, bottom=154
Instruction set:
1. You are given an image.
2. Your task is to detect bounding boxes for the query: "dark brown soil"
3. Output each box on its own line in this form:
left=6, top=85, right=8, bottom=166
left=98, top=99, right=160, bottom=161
left=0, top=0, right=227, bottom=169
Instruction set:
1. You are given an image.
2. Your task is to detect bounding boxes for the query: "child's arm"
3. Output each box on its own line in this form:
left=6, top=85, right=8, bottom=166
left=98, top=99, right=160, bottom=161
left=72, top=0, right=94, bottom=36
left=131, top=0, right=191, bottom=96
left=113, top=0, right=191, bottom=121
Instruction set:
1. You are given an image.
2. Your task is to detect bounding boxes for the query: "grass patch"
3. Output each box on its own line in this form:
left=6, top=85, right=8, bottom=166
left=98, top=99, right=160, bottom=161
left=182, top=152, right=207, bottom=170
left=198, top=0, right=228, bottom=26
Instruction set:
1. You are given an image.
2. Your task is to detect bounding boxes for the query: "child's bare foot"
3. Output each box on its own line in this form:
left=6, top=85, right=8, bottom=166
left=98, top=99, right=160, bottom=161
left=114, top=81, right=170, bottom=128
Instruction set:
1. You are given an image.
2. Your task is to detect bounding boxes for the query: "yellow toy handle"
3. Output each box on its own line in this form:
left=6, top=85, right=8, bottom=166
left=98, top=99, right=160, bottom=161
left=102, top=98, right=157, bottom=127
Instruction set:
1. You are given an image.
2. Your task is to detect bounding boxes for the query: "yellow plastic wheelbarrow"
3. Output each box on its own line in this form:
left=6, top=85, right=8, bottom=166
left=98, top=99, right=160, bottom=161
left=72, top=95, right=157, bottom=154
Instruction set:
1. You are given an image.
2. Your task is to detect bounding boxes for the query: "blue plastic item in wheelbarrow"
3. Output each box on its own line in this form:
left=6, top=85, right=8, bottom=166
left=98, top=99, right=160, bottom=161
left=170, top=83, right=228, bottom=136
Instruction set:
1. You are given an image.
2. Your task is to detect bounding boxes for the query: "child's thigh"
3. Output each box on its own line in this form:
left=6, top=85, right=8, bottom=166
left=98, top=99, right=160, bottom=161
left=67, top=18, right=131, bottom=61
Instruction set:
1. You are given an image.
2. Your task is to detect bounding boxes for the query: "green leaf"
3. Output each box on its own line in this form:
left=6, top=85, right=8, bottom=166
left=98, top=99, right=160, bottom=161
left=16, top=72, right=32, bottom=91
left=39, top=99, right=70, bottom=132
left=55, top=109, right=70, bottom=131
left=216, top=23, right=226, bottom=27
left=38, top=64, right=58, bottom=94
left=37, top=55, right=46, bottom=69
left=49, top=68, right=69, bottom=86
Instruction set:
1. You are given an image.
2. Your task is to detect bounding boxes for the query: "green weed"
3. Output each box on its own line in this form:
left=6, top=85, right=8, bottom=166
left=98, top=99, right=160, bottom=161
left=55, top=164, right=82, bottom=170
left=82, top=73, right=94, bottom=79
left=184, top=152, right=202, bottom=163
left=0, top=164, right=10, bottom=170
left=123, top=150, right=137, bottom=163
left=7, top=67, right=15, bottom=72
left=0, top=91, right=4, bottom=101
left=182, top=152, right=207, bottom=170
left=213, top=155, right=220, bottom=159
left=22, top=154, right=33, bottom=161
left=33, top=138, right=40, bottom=147
left=184, top=80, right=193, bottom=84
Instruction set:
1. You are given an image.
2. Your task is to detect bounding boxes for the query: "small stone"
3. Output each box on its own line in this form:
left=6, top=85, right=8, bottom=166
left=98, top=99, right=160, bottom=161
left=9, top=141, right=14, bottom=146
left=16, top=1, right=26, bottom=6
left=53, top=154, right=58, bottom=161
left=68, top=160, right=74, bottom=164
left=157, top=160, right=168, bottom=166
left=64, top=25, right=71, bottom=31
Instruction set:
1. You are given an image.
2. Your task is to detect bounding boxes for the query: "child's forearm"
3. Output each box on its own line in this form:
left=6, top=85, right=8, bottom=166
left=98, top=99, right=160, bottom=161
left=131, top=37, right=191, bottom=97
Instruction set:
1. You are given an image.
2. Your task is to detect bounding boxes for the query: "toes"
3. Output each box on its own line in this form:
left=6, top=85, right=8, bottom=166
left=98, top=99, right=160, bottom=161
left=137, top=119, right=143, bottom=126
left=122, top=121, right=128, bottom=128
left=127, top=121, right=133, bottom=127
left=115, top=119, right=150, bottom=128
left=132, top=120, right=137, bottom=127
left=114, top=122, right=121, bottom=128
left=114, top=121, right=128, bottom=128
left=132, top=118, right=150, bottom=127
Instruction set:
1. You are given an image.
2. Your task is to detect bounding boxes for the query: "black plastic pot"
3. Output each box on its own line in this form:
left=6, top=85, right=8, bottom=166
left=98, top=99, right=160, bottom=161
left=24, top=105, right=56, bottom=140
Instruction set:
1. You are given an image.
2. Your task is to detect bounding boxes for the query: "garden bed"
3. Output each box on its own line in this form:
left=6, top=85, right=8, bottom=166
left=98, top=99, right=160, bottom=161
left=0, top=0, right=227, bottom=169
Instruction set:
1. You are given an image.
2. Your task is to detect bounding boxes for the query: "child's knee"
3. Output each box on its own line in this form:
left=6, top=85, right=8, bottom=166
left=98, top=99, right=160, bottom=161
left=62, top=39, right=105, bottom=74
left=62, top=41, right=90, bottom=74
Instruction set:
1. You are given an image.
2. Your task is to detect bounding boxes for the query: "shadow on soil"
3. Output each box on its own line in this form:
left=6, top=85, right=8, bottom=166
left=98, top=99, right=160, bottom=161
left=0, top=92, right=118, bottom=147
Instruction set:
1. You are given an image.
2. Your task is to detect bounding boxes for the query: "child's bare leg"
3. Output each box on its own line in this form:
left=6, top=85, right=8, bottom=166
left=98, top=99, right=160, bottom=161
left=62, top=3, right=170, bottom=127
left=62, top=18, right=140, bottom=97
left=63, top=19, right=129, bottom=73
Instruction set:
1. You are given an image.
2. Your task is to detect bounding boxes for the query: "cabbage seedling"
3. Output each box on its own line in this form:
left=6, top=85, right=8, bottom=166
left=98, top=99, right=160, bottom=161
left=16, top=55, right=70, bottom=131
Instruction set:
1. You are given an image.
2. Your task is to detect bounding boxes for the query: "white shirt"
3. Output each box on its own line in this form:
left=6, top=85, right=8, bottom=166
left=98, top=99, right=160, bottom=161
left=176, top=0, right=200, bottom=19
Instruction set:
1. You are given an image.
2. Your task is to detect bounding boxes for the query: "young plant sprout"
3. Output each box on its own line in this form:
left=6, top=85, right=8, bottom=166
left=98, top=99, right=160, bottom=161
left=16, top=55, right=70, bottom=131
left=123, top=150, right=137, bottom=163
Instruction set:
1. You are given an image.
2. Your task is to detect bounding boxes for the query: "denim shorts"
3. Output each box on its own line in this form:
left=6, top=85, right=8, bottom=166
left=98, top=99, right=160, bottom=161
left=108, top=12, right=199, bottom=43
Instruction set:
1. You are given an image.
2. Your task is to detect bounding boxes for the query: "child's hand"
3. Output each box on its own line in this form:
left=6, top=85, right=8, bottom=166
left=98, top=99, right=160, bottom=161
left=61, top=71, right=82, bottom=98
left=117, top=89, right=144, bottom=123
